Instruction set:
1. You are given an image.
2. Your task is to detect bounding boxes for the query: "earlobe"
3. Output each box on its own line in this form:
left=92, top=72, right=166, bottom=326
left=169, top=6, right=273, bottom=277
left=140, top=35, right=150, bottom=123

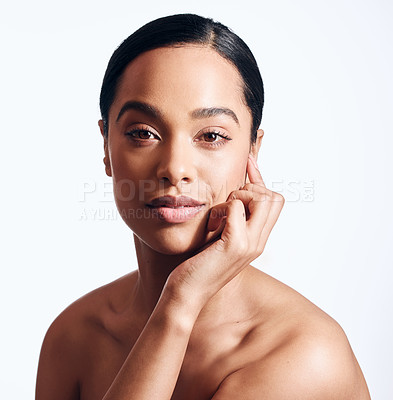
left=103, top=156, right=112, bottom=177
left=250, top=129, right=264, bottom=161
left=98, top=119, right=112, bottom=177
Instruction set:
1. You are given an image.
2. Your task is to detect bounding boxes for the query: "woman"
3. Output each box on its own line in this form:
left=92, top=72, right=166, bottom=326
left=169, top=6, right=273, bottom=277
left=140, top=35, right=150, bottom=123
left=36, top=14, right=370, bottom=400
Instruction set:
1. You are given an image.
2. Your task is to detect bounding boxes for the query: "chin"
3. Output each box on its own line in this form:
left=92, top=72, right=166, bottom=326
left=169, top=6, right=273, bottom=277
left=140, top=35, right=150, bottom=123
left=127, top=212, right=213, bottom=256
left=140, top=236, right=203, bottom=256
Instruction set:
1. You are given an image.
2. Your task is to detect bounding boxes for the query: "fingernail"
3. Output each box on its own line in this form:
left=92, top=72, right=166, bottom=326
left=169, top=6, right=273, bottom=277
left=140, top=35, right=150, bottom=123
left=249, top=154, right=259, bottom=170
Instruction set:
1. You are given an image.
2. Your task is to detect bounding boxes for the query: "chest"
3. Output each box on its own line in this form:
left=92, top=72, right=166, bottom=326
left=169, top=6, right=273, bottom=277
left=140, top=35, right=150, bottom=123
left=78, top=324, right=250, bottom=400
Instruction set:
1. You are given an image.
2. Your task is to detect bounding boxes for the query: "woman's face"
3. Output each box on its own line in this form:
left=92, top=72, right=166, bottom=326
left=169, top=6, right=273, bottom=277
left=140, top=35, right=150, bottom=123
left=99, top=45, right=261, bottom=255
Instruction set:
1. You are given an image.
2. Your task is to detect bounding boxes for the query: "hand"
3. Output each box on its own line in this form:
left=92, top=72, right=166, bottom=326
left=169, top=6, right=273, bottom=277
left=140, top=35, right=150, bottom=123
left=165, top=153, right=285, bottom=313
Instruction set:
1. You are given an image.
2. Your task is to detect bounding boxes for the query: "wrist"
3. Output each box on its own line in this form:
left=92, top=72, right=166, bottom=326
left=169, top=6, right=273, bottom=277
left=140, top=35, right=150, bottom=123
left=151, top=296, right=196, bottom=336
left=155, top=278, right=204, bottom=332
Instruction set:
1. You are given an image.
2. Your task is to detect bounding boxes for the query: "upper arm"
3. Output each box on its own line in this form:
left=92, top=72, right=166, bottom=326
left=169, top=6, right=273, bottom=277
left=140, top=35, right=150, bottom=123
left=212, top=325, right=370, bottom=400
left=36, top=313, right=81, bottom=400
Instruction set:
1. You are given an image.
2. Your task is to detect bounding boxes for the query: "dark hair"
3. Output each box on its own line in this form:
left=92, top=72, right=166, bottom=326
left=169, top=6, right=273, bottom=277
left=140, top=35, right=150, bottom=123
left=99, top=13, right=264, bottom=143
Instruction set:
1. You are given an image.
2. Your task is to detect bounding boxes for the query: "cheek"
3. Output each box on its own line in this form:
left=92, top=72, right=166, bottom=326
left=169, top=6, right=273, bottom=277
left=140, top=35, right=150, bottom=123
left=107, top=149, right=148, bottom=208
left=109, top=143, right=147, bottom=183
left=206, top=154, right=248, bottom=203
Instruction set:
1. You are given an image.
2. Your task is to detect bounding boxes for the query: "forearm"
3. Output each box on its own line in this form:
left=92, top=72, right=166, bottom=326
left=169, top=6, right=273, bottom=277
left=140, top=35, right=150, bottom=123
left=102, top=289, right=200, bottom=400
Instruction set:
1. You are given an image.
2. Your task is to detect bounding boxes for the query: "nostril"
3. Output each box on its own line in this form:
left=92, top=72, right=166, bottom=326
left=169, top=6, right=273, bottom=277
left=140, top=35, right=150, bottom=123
left=159, top=175, right=192, bottom=186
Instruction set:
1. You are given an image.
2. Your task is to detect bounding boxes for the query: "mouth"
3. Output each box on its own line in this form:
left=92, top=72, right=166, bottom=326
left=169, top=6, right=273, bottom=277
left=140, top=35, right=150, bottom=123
left=146, top=195, right=206, bottom=223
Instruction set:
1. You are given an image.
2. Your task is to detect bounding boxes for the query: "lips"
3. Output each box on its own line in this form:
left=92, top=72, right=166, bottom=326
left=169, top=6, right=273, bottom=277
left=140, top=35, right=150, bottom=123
left=146, top=196, right=205, bottom=223
left=147, top=195, right=204, bottom=208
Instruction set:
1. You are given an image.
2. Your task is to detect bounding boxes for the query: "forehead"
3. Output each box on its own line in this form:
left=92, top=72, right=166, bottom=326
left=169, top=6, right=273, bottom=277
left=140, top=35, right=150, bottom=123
left=110, top=45, right=251, bottom=128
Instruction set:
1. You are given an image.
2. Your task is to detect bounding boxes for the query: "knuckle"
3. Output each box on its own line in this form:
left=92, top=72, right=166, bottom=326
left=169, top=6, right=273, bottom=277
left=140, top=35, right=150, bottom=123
left=256, top=242, right=266, bottom=255
left=227, top=190, right=239, bottom=200
left=242, top=183, right=254, bottom=191
left=228, top=191, right=247, bottom=202
left=243, top=183, right=264, bottom=194
left=273, top=192, right=285, bottom=204
left=257, top=192, right=272, bottom=204
left=229, top=198, right=245, bottom=209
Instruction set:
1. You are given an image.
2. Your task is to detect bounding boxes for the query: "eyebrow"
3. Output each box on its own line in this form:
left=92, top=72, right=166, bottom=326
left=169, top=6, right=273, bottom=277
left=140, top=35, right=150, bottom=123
left=116, top=101, right=239, bottom=126
left=190, top=107, right=239, bottom=126
left=116, top=101, right=162, bottom=122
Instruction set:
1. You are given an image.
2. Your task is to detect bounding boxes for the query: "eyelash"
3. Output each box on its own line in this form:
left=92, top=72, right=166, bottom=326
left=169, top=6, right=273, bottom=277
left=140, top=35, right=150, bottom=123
left=124, top=128, right=232, bottom=148
left=125, top=129, right=157, bottom=140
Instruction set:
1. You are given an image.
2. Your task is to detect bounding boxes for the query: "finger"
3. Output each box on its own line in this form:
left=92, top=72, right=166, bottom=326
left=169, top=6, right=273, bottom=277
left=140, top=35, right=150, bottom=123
left=207, top=202, right=229, bottom=232
left=218, top=199, right=247, bottom=248
left=227, top=189, right=254, bottom=220
left=245, top=166, right=250, bottom=184
left=228, top=189, right=272, bottom=237
left=198, top=200, right=248, bottom=277
left=247, top=154, right=266, bottom=187
left=257, top=194, right=285, bottom=253
left=241, top=182, right=269, bottom=195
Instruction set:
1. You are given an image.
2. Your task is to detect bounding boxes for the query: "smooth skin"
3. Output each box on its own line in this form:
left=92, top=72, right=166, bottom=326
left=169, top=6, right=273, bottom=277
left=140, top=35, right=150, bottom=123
left=36, top=46, right=371, bottom=399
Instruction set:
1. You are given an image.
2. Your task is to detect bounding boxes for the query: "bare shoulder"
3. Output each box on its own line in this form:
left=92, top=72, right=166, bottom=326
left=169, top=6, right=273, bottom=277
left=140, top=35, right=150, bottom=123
left=214, top=268, right=371, bottom=400
left=36, top=271, right=137, bottom=400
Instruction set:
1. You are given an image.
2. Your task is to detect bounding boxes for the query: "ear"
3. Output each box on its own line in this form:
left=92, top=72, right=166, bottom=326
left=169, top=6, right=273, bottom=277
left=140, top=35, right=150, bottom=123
left=98, top=119, right=112, bottom=177
left=250, top=129, right=264, bottom=161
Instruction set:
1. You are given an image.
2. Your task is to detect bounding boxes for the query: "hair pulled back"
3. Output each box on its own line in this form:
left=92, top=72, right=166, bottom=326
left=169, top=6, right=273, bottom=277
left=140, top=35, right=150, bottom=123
left=99, top=13, right=264, bottom=143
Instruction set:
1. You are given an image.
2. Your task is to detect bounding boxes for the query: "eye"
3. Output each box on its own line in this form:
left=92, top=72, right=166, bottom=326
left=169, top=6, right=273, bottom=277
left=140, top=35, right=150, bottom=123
left=124, top=126, right=160, bottom=147
left=203, top=132, right=221, bottom=142
left=126, top=129, right=157, bottom=140
left=196, top=129, right=232, bottom=147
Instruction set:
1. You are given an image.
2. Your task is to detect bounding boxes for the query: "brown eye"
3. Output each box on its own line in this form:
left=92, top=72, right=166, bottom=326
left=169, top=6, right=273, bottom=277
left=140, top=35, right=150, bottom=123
left=203, top=132, right=219, bottom=142
left=196, top=130, right=232, bottom=148
left=126, top=129, right=157, bottom=140
left=136, top=130, right=153, bottom=139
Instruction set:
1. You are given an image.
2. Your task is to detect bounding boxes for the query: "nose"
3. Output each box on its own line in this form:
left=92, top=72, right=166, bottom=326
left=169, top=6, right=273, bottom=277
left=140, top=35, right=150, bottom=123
left=156, top=136, right=196, bottom=186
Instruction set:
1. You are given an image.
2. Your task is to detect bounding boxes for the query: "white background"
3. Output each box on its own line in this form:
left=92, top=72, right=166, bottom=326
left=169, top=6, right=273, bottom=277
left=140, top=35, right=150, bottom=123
left=1, top=0, right=392, bottom=398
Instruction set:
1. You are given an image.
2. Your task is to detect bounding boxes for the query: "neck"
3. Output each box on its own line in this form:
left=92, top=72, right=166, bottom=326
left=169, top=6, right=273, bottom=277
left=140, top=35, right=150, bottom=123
left=132, top=234, right=251, bottom=327
left=133, top=234, right=191, bottom=313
